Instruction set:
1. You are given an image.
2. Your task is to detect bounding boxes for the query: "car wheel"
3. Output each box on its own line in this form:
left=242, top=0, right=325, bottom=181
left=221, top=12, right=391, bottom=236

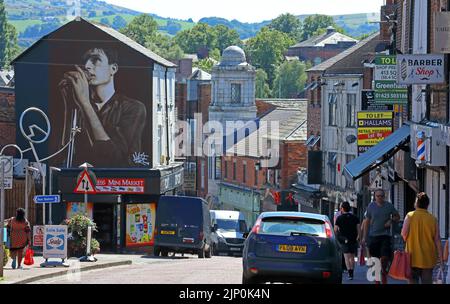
left=153, top=246, right=161, bottom=257
left=205, top=244, right=212, bottom=258
left=242, top=272, right=258, bottom=284
left=198, top=246, right=205, bottom=258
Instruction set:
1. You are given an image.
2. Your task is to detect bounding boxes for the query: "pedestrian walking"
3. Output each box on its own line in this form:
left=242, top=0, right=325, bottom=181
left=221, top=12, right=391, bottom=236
left=401, top=192, right=443, bottom=284
left=334, top=201, right=360, bottom=280
left=334, top=202, right=347, bottom=273
left=361, top=189, right=400, bottom=284
left=444, top=237, right=449, bottom=284
left=5, top=208, right=31, bottom=269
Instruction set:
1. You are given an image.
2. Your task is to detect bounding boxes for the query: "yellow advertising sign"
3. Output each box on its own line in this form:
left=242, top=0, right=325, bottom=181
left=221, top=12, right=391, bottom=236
left=357, top=112, right=393, bottom=120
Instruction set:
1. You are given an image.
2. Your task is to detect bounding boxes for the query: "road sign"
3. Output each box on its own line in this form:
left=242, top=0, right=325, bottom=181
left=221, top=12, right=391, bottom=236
left=0, top=156, right=13, bottom=189
left=369, top=175, right=384, bottom=190
left=33, top=225, right=44, bottom=247
left=74, top=170, right=97, bottom=194
left=33, top=195, right=61, bottom=204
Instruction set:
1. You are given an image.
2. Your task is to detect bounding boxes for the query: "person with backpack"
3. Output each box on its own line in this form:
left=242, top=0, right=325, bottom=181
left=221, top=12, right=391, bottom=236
left=335, top=201, right=360, bottom=280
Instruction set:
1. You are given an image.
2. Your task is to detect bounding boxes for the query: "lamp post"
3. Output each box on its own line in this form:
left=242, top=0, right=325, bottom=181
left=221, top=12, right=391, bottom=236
left=25, top=166, right=40, bottom=220
left=49, top=167, right=61, bottom=225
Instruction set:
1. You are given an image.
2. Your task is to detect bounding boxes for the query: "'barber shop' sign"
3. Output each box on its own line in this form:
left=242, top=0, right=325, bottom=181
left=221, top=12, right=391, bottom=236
left=397, top=54, right=445, bottom=85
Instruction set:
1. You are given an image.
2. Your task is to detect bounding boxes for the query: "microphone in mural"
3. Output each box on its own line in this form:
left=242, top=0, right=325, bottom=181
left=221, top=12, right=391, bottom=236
left=57, top=47, right=148, bottom=168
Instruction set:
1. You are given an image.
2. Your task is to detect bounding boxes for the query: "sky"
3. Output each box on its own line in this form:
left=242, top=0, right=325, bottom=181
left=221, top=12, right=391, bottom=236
left=103, top=0, right=385, bottom=23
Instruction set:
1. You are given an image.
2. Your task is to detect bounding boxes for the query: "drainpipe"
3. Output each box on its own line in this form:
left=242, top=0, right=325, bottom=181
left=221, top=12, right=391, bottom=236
left=165, top=68, right=170, bottom=165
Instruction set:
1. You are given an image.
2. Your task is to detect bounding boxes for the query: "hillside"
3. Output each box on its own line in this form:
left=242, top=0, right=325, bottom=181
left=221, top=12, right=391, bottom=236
left=4, top=0, right=380, bottom=48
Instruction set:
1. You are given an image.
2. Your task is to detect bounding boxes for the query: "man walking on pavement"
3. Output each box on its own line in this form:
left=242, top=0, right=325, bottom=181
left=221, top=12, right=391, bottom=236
left=361, top=189, right=400, bottom=284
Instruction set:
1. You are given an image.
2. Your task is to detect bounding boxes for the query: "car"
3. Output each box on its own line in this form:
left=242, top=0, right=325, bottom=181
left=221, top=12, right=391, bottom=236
left=242, top=212, right=342, bottom=284
left=210, top=210, right=248, bottom=256
left=154, top=195, right=214, bottom=258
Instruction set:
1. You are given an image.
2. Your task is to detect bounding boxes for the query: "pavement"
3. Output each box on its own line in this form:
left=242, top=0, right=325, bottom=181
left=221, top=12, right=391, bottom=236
left=0, top=253, right=135, bottom=284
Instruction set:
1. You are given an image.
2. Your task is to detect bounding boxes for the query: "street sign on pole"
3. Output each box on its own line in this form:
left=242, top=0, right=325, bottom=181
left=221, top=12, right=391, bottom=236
left=74, top=170, right=97, bottom=194
left=33, top=195, right=61, bottom=204
left=0, top=156, right=13, bottom=189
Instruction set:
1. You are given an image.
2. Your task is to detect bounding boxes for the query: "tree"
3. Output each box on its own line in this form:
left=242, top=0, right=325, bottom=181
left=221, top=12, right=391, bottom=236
left=213, top=24, right=241, bottom=53
left=0, top=0, right=20, bottom=69
left=146, top=33, right=184, bottom=61
left=272, top=60, right=310, bottom=98
left=302, top=14, right=337, bottom=40
left=100, top=17, right=110, bottom=26
left=174, top=23, right=217, bottom=54
left=120, top=14, right=158, bottom=46
left=255, top=69, right=271, bottom=98
left=112, top=15, right=127, bottom=30
left=245, top=27, right=294, bottom=84
left=268, top=13, right=302, bottom=41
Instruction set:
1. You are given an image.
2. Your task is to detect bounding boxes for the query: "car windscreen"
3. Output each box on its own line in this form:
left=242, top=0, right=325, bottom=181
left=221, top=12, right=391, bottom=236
left=158, top=200, right=202, bottom=226
left=216, top=219, right=248, bottom=233
left=260, top=217, right=326, bottom=237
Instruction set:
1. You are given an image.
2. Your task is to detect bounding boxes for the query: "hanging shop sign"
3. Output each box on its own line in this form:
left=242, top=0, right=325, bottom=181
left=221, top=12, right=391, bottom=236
left=374, top=55, right=408, bottom=104
left=357, top=111, right=394, bottom=155
left=362, top=90, right=394, bottom=111
left=95, top=178, right=145, bottom=194
left=434, top=12, right=450, bottom=53
left=397, top=54, right=445, bottom=85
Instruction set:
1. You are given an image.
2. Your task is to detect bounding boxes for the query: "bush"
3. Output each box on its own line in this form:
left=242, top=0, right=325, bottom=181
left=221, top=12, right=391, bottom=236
left=64, top=214, right=100, bottom=257
left=2, top=245, right=9, bottom=267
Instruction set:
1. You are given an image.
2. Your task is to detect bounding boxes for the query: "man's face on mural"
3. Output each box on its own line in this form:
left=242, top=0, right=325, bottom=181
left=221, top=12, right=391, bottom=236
left=84, top=48, right=118, bottom=86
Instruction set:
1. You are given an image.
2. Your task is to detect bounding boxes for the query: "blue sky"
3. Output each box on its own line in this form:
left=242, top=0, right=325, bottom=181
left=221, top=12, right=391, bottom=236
left=104, top=0, right=385, bottom=23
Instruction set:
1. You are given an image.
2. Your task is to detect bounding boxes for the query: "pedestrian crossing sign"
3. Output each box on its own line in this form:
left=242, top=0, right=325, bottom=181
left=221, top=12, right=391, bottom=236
left=74, top=170, right=97, bottom=194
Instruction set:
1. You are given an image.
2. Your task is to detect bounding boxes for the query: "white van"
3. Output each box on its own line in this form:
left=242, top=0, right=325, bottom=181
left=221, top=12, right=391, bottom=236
left=210, top=210, right=248, bottom=256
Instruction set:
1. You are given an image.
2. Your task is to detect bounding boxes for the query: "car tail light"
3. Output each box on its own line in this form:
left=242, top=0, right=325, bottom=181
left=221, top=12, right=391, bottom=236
left=250, top=268, right=258, bottom=274
left=251, top=218, right=262, bottom=234
left=322, top=271, right=331, bottom=279
left=324, top=221, right=333, bottom=238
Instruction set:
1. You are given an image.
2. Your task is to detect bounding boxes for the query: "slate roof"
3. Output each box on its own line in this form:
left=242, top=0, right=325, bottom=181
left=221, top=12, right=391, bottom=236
left=307, top=32, right=380, bottom=74
left=291, top=30, right=357, bottom=48
left=13, top=18, right=176, bottom=68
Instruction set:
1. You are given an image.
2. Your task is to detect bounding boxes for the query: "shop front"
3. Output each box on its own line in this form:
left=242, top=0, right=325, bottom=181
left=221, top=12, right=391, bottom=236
left=218, top=183, right=260, bottom=226
left=54, top=165, right=183, bottom=252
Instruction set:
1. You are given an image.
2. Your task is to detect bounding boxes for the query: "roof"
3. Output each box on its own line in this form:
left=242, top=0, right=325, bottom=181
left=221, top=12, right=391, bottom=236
left=189, top=68, right=211, bottom=81
left=13, top=18, right=176, bottom=68
left=257, top=99, right=308, bottom=109
left=291, top=31, right=357, bottom=49
left=0, top=70, right=14, bottom=87
left=228, top=102, right=308, bottom=157
left=260, top=211, right=329, bottom=222
left=307, top=32, right=380, bottom=73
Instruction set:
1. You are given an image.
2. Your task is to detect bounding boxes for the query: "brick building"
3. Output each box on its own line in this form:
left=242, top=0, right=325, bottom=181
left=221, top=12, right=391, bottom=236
left=286, top=27, right=358, bottom=65
left=218, top=100, right=308, bottom=225
left=0, top=86, right=15, bottom=148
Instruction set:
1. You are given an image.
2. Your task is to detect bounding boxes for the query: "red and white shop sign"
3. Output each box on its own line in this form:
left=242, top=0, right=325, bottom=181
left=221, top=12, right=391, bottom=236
left=95, top=178, right=145, bottom=194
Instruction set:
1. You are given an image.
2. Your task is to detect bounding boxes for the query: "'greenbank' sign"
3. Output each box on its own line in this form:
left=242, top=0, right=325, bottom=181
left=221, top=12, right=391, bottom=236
left=374, top=55, right=408, bottom=104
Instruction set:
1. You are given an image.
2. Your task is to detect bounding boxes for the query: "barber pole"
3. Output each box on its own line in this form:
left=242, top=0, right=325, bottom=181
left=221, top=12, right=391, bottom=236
left=417, top=131, right=426, bottom=162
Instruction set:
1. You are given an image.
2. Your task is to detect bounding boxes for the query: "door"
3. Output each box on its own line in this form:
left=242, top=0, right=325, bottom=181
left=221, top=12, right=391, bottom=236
left=93, top=204, right=116, bottom=252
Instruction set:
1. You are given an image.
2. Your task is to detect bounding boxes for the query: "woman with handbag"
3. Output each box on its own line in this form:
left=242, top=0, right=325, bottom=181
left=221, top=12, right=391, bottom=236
left=401, top=192, right=443, bottom=284
left=5, top=208, right=31, bottom=270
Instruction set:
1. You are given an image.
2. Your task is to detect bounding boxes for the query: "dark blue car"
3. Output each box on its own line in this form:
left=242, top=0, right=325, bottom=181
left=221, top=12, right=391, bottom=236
left=242, top=212, right=342, bottom=284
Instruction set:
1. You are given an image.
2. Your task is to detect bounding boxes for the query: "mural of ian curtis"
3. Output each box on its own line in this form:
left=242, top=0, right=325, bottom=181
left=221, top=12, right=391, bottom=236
left=59, top=48, right=147, bottom=168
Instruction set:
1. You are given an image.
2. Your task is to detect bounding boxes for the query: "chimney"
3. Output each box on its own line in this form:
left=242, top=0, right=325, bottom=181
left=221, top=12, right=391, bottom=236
left=326, top=26, right=336, bottom=34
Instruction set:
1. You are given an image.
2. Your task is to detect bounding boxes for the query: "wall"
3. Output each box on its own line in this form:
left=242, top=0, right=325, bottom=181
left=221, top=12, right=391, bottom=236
left=281, top=141, right=307, bottom=189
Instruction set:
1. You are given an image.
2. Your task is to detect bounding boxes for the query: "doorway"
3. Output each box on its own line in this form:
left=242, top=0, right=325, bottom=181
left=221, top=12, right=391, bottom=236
left=93, top=204, right=116, bottom=253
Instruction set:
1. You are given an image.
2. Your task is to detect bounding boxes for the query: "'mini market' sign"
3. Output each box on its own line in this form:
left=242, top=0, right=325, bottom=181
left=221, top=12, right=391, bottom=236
left=397, top=54, right=445, bottom=85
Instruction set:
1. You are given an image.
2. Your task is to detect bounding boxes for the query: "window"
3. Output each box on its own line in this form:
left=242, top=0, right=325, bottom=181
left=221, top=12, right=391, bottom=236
left=328, top=93, right=337, bottom=126
left=243, top=163, right=247, bottom=183
left=215, top=157, right=221, bottom=179
left=224, top=161, right=228, bottom=179
left=328, top=152, right=337, bottom=185
left=346, top=93, right=357, bottom=127
left=231, top=83, right=241, bottom=103
left=233, top=161, right=237, bottom=180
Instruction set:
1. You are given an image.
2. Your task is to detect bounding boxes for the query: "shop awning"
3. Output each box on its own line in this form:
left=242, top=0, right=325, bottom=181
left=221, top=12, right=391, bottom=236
left=344, top=124, right=410, bottom=181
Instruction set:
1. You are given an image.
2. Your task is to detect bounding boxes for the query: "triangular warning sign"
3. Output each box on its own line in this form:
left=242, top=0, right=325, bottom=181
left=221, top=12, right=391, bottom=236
left=74, top=170, right=97, bottom=194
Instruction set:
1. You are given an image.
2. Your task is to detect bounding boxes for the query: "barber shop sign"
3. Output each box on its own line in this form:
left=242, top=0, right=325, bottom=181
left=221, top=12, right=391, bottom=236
left=397, top=54, right=445, bottom=85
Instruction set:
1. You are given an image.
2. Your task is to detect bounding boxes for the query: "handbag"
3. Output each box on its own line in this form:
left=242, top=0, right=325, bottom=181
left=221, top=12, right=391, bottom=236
left=359, top=244, right=366, bottom=266
left=388, top=250, right=412, bottom=281
left=24, top=247, right=35, bottom=266
left=433, top=267, right=444, bottom=284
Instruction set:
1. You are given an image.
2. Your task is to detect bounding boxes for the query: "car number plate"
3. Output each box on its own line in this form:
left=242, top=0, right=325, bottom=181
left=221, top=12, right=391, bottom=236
left=161, top=230, right=175, bottom=235
left=277, top=245, right=307, bottom=253
left=230, top=247, right=241, bottom=251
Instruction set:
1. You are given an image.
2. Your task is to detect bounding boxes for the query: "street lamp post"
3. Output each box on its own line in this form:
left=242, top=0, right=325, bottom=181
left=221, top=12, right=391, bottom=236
left=49, top=167, right=62, bottom=225
left=25, top=166, right=40, bottom=221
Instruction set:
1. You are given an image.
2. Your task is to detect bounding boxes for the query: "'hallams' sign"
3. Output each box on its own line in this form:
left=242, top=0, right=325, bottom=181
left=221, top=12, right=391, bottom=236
left=397, top=54, right=445, bottom=85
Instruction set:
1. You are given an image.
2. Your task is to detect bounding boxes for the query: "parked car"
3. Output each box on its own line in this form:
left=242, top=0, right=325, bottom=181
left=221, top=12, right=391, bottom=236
left=210, top=210, right=248, bottom=256
left=154, top=196, right=214, bottom=258
left=242, top=212, right=342, bottom=284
